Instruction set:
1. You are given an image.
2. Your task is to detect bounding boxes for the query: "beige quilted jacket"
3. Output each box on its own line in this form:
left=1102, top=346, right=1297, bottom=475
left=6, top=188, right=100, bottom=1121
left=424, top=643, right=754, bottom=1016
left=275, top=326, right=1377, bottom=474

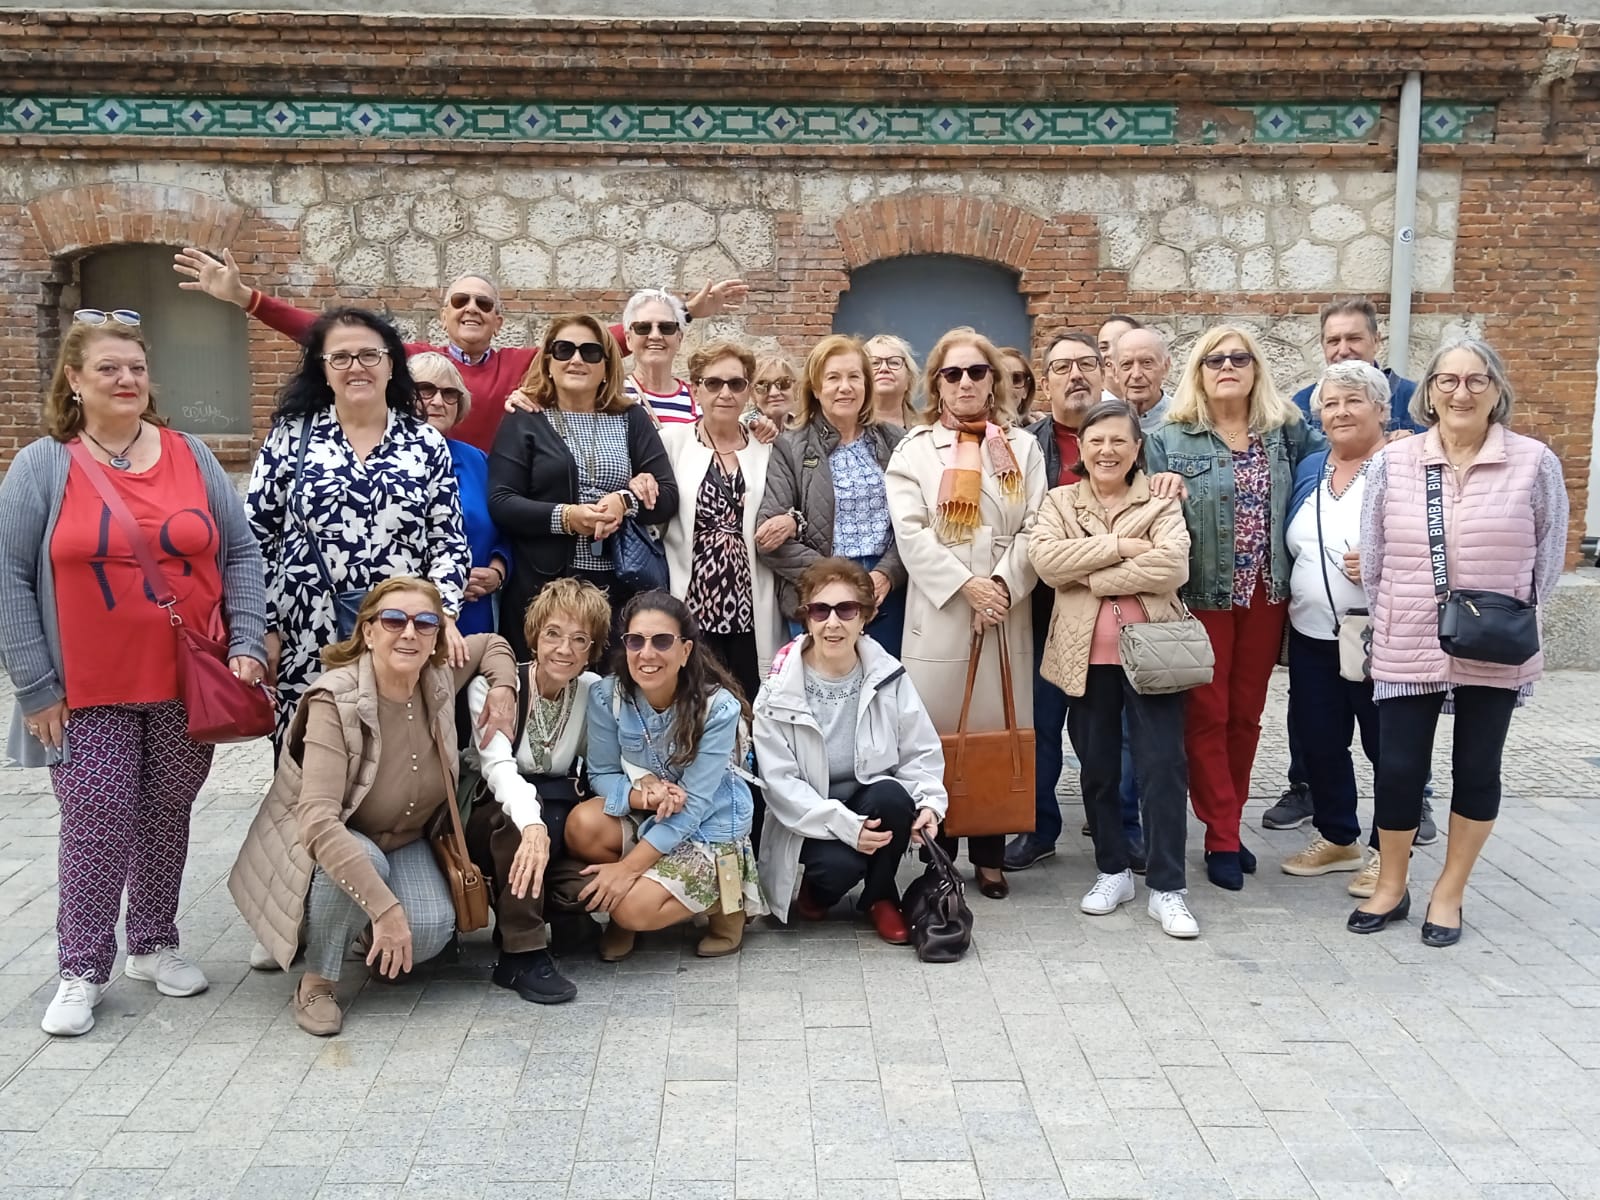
left=1028, top=475, right=1191, bottom=698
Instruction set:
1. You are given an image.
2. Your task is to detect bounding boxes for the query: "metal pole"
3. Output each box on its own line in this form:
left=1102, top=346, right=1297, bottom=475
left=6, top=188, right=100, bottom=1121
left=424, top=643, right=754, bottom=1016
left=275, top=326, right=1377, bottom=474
left=1389, top=71, right=1423, bottom=377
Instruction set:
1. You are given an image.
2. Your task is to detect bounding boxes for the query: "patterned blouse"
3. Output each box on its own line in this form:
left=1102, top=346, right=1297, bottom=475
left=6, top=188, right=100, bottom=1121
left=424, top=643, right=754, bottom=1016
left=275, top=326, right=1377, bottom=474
left=830, top=436, right=892, bottom=559
left=686, top=460, right=753, bottom=636
left=542, top=408, right=633, bottom=574
left=1231, top=437, right=1272, bottom=608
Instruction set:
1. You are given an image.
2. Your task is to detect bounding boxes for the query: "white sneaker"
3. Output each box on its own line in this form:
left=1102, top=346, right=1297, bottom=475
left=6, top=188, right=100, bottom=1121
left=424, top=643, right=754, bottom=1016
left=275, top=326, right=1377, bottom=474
left=125, top=946, right=209, bottom=997
left=42, top=975, right=101, bottom=1037
left=1080, top=870, right=1136, bottom=915
left=1147, top=890, right=1200, bottom=939
left=248, top=941, right=281, bottom=971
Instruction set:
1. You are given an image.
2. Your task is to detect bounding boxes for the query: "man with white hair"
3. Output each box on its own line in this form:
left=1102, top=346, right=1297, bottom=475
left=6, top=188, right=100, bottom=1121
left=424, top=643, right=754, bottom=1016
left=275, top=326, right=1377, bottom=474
left=1111, top=327, right=1174, bottom=432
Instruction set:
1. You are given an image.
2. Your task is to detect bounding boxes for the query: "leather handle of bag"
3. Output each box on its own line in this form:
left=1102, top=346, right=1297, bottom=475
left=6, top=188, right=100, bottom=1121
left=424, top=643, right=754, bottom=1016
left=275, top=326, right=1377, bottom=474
left=951, top=629, right=985, bottom=761
left=65, top=439, right=181, bottom=620
left=994, top=627, right=1025, bottom=776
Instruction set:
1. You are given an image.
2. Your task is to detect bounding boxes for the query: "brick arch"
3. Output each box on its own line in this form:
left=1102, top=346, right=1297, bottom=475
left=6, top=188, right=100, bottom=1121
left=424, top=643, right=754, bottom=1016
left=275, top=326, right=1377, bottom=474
left=26, top=182, right=245, bottom=258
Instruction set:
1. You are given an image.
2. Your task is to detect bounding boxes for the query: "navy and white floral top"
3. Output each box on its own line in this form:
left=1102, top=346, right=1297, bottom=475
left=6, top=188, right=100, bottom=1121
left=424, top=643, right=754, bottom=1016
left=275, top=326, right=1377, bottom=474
left=1230, top=438, right=1272, bottom=608
left=829, top=436, right=892, bottom=559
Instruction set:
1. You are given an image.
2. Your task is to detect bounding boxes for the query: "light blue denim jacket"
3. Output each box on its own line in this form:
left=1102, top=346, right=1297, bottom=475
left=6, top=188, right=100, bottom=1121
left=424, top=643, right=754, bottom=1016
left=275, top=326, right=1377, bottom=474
left=1144, top=418, right=1325, bottom=610
left=587, top=678, right=753, bottom=854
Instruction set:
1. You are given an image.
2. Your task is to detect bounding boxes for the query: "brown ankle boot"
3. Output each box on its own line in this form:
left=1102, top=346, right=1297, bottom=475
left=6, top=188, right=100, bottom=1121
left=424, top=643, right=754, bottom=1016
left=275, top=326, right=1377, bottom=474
left=696, top=908, right=746, bottom=957
left=598, top=921, right=636, bottom=963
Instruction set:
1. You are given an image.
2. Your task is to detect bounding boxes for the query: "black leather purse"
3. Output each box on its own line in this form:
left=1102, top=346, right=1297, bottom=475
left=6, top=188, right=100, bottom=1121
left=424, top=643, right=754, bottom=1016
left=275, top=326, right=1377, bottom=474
left=901, top=832, right=973, bottom=964
left=1425, top=464, right=1540, bottom=666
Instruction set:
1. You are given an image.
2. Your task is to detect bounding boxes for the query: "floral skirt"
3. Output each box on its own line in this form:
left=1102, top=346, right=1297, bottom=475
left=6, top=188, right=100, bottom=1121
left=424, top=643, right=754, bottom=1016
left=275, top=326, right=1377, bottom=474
left=621, top=817, right=767, bottom=916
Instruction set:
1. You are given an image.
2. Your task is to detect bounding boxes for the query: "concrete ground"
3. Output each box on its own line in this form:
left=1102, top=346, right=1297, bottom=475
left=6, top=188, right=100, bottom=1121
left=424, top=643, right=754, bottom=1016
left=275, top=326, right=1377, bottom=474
left=0, top=670, right=1598, bottom=1199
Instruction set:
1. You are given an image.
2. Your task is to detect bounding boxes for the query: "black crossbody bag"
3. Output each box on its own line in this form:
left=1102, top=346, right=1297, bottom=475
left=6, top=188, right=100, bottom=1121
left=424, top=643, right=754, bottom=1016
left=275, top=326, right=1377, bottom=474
left=1424, top=463, right=1540, bottom=666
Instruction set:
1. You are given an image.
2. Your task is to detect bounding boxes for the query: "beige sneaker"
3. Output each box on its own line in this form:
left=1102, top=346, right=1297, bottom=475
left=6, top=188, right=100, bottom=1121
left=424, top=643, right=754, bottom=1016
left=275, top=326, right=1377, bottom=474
left=1281, top=836, right=1364, bottom=876
left=1347, top=852, right=1381, bottom=898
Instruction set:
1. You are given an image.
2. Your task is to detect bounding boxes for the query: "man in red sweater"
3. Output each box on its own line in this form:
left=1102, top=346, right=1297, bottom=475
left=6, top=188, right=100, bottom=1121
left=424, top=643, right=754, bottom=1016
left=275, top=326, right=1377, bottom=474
left=174, top=247, right=746, bottom=451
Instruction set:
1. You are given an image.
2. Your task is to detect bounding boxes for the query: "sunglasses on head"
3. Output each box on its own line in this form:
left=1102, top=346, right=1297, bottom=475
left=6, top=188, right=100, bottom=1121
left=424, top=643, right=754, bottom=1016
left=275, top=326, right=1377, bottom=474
left=630, top=320, right=680, bottom=338
left=622, top=632, right=686, bottom=653
left=75, top=308, right=141, bottom=328
left=936, top=363, right=993, bottom=385
left=805, top=600, right=863, bottom=624
left=695, top=375, right=749, bottom=395
left=550, top=340, right=606, bottom=363
left=448, top=292, right=496, bottom=313
left=374, top=609, right=442, bottom=635
left=1201, top=351, right=1256, bottom=370
left=415, top=381, right=463, bottom=406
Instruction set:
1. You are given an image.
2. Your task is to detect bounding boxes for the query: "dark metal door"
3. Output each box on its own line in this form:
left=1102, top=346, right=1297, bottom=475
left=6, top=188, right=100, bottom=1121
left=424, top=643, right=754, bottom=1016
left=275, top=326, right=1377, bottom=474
left=832, top=254, right=1032, bottom=360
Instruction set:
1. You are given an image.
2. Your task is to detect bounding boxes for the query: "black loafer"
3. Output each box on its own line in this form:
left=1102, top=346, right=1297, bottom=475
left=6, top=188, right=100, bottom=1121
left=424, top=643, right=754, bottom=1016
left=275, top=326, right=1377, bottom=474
left=1347, top=890, right=1411, bottom=935
left=493, top=948, right=578, bottom=1004
left=1239, top=845, right=1257, bottom=875
left=1421, top=903, right=1463, bottom=948
left=1205, top=851, right=1244, bottom=891
left=977, top=871, right=1010, bottom=900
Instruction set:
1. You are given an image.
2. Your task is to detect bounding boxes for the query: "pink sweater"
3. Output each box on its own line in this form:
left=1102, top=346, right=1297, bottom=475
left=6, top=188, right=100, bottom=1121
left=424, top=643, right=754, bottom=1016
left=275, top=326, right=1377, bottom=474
left=1361, top=425, right=1566, bottom=693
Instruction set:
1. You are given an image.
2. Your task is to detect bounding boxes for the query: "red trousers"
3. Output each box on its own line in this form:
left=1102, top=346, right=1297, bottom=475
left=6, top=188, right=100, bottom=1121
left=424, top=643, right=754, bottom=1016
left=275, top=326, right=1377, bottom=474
left=1186, top=584, right=1286, bottom=852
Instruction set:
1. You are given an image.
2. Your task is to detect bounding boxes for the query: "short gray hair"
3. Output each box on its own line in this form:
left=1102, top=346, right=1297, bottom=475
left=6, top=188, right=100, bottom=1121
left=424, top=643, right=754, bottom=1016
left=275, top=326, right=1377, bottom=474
left=1411, top=338, right=1515, bottom=428
left=441, top=274, right=500, bottom=304
left=1311, top=359, right=1390, bottom=424
left=623, top=288, right=688, bottom=329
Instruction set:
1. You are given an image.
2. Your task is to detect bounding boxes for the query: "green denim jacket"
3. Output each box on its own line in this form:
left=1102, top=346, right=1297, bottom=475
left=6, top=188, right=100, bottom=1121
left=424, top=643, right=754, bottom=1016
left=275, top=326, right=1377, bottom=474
left=1143, top=418, right=1325, bottom=610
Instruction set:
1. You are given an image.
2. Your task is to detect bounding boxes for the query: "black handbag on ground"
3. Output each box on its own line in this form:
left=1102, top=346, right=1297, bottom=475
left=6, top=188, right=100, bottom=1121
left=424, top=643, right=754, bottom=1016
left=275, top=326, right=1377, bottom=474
left=901, top=832, right=973, bottom=964
left=294, top=419, right=367, bottom=641
left=1424, top=463, right=1540, bottom=666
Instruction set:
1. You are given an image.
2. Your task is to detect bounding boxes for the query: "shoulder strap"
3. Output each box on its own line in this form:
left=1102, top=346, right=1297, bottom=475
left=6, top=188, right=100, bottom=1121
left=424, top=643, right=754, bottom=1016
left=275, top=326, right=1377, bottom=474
left=64, top=439, right=180, bottom=619
left=513, top=662, right=533, bottom=749
left=1424, top=463, right=1449, bottom=599
left=291, top=416, right=346, bottom=596
left=1313, top=470, right=1341, bottom=637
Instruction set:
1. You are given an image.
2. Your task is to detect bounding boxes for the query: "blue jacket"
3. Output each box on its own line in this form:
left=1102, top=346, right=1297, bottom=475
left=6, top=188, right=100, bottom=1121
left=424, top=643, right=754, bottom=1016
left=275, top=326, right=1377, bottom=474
left=1291, top=367, right=1422, bottom=435
left=448, top=439, right=514, bottom=636
left=1287, top=448, right=1330, bottom=526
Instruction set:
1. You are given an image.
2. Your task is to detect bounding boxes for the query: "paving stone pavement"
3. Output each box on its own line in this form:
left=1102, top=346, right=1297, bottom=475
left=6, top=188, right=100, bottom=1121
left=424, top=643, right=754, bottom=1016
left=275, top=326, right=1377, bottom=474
left=1, top=669, right=1599, bottom=1199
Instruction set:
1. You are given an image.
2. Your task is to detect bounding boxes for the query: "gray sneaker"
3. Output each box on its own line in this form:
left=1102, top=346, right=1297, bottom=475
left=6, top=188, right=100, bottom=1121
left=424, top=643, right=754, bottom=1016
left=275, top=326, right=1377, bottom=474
left=1415, top=800, right=1439, bottom=846
left=1262, top=786, right=1314, bottom=830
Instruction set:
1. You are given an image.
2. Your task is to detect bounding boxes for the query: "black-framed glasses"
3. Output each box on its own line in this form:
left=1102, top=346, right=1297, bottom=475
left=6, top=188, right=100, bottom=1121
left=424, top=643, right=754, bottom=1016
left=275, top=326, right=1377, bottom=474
left=1200, top=351, right=1256, bottom=370
left=75, top=308, right=141, bottom=327
left=936, top=364, right=993, bottom=384
left=695, top=375, right=749, bottom=395
left=870, top=356, right=906, bottom=372
left=630, top=320, right=681, bottom=338
left=622, top=632, right=686, bottom=653
left=322, top=348, right=390, bottom=370
left=755, top=379, right=794, bottom=395
left=415, top=381, right=464, bottom=406
left=1046, top=356, right=1101, bottom=376
left=448, top=292, right=496, bottom=313
left=374, top=609, right=442, bottom=635
left=805, top=600, right=863, bottom=624
left=1429, top=372, right=1494, bottom=395
left=550, top=340, right=606, bottom=364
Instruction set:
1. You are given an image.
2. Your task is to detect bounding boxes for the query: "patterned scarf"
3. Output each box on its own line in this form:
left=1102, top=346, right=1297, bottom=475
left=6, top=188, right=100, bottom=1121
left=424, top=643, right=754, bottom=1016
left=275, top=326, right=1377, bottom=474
left=935, top=411, right=1023, bottom=542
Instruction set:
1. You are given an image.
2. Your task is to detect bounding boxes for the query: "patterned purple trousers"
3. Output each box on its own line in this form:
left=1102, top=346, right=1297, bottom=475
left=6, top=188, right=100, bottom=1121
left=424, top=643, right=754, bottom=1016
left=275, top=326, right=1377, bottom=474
left=49, top=701, right=214, bottom=983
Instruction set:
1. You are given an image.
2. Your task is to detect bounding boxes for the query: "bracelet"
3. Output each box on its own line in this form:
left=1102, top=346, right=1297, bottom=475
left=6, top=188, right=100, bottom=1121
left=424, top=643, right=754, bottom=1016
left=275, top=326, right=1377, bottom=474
left=558, top=504, right=572, bottom=535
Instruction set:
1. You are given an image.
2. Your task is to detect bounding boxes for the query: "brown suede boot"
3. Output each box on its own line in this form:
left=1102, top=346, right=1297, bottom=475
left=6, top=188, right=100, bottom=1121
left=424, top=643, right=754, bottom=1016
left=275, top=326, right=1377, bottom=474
left=598, top=921, right=636, bottom=963
left=696, top=909, right=746, bottom=957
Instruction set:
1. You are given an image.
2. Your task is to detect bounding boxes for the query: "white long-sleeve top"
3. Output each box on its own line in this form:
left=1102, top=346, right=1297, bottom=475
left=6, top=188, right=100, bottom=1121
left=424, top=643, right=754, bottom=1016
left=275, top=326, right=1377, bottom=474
left=464, top=670, right=598, bottom=832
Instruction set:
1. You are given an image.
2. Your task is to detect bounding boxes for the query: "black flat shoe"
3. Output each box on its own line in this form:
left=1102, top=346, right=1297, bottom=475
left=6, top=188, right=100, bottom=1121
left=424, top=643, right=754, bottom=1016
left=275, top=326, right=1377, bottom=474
left=1205, top=851, right=1244, bottom=891
left=1421, top=903, right=1463, bottom=948
left=1347, top=890, right=1411, bottom=934
left=977, top=871, right=1010, bottom=900
left=1239, top=845, right=1257, bottom=875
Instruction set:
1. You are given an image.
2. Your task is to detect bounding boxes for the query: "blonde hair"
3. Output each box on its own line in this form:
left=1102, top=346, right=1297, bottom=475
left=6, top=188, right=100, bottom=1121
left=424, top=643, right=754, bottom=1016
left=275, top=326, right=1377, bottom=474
left=408, top=350, right=473, bottom=426
left=1167, top=325, right=1300, bottom=433
left=519, top=314, right=630, bottom=415
left=321, top=576, right=448, bottom=669
left=521, top=577, right=612, bottom=668
left=795, top=335, right=877, bottom=430
left=43, top=323, right=165, bottom=442
left=918, top=327, right=1019, bottom=428
left=750, top=351, right=799, bottom=421
left=864, top=333, right=922, bottom=409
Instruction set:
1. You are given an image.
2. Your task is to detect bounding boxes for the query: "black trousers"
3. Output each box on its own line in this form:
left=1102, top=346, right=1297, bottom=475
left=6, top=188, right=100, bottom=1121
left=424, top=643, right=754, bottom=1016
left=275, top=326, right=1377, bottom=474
left=1375, top=686, right=1518, bottom=829
left=1287, top=629, right=1379, bottom=848
left=799, top=779, right=917, bottom=908
left=700, top=629, right=761, bottom=709
left=1065, top=664, right=1189, bottom=893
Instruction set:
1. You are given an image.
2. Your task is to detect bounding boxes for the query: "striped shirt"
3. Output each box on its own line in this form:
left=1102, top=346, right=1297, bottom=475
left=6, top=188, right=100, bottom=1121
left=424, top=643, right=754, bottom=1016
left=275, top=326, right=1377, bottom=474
left=625, top=375, right=698, bottom=426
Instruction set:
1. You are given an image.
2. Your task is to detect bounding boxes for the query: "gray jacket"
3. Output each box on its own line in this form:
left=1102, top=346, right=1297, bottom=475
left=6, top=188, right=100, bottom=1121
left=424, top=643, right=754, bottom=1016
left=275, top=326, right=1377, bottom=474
left=0, top=431, right=269, bottom=767
left=755, top=419, right=907, bottom=620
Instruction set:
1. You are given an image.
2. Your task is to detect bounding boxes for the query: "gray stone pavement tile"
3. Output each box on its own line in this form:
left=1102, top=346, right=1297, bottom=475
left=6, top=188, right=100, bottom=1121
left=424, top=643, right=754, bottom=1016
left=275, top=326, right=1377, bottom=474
left=650, top=1182, right=736, bottom=1200
left=66, top=1167, right=165, bottom=1199
left=735, top=1158, right=818, bottom=1199
left=397, top=1161, right=492, bottom=1197
left=815, top=1182, right=900, bottom=1200
left=1055, top=1159, right=1150, bottom=1199
left=565, top=1159, right=652, bottom=1199
left=234, top=1164, right=329, bottom=1198
left=895, top=1160, right=984, bottom=1200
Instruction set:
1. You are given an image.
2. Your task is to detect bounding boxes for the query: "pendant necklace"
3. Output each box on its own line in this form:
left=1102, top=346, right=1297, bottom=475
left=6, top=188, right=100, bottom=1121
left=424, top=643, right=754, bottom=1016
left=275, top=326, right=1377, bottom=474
left=550, top=409, right=598, bottom=483
left=527, top=679, right=575, bottom=774
left=83, top=422, right=143, bottom=471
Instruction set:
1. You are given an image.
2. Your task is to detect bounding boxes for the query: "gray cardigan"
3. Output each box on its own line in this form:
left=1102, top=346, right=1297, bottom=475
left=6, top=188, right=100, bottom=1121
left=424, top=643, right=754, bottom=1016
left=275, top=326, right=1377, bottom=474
left=0, top=430, right=269, bottom=767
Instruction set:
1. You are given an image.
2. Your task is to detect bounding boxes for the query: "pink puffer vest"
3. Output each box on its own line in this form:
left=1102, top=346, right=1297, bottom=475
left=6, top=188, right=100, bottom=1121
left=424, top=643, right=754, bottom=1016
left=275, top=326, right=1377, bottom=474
left=1371, top=425, right=1547, bottom=690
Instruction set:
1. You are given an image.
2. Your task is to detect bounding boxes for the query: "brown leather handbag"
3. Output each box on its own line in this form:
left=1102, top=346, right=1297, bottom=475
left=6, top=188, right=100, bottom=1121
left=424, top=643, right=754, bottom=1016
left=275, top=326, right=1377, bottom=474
left=940, top=629, right=1036, bottom=838
left=431, top=726, right=491, bottom=933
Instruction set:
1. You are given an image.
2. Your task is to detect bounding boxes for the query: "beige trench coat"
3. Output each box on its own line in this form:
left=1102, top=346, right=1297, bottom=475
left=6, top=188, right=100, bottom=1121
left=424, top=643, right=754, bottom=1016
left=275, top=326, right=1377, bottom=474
left=885, top=423, right=1046, bottom=733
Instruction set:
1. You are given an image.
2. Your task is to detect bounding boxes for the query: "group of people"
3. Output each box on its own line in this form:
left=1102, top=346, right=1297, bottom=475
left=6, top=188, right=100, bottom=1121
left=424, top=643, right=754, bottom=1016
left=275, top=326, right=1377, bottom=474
left=0, top=255, right=1567, bottom=1040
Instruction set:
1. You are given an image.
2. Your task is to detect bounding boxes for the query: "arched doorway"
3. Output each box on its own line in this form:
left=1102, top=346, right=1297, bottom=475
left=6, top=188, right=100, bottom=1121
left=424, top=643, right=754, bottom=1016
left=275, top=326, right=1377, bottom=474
left=832, top=254, right=1032, bottom=363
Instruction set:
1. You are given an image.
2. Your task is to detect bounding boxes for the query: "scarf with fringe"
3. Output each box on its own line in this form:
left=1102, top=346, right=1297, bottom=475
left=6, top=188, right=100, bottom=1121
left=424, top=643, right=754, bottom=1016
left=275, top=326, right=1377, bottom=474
left=934, top=412, right=1023, bottom=542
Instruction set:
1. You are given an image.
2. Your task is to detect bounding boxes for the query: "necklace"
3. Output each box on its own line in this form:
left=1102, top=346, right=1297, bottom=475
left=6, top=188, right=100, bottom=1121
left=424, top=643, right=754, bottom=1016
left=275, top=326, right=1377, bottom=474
left=526, top=678, right=576, bottom=774
left=83, top=422, right=144, bottom=470
left=698, top=422, right=746, bottom=474
left=549, top=408, right=598, bottom=482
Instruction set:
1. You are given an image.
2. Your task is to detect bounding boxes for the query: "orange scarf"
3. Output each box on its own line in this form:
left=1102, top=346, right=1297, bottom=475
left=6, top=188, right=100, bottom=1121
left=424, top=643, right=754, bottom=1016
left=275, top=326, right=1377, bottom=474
left=935, top=413, right=1023, bottom=542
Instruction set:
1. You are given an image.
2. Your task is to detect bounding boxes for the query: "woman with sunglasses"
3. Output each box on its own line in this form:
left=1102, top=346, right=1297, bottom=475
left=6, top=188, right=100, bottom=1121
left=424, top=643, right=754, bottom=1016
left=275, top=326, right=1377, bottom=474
left=887, top=327, right=1047, bottom=900
left=1144, top=326, right=1324, bottom=891
left=563, top=592, right=763, bottom=961
left=999, top=347, right=1043, bottom=422
left=411, top=352, right=512, bottom=636
left=230, top=577, right=518, bottom=1036
left=245, top=308, right=472, bottom=750
left=1351, top=340, right=1565, bottom=946
left=748, top=352, right=800, bottom=427
left=488, top=315, right=677, bottom=660
left=0, top=311, right=268, bottom=1037
left=865, top=334, right=922, bottom=427
left=753, top=558, right=945, bottom=943
left=623, top=289, right=698, bottom=425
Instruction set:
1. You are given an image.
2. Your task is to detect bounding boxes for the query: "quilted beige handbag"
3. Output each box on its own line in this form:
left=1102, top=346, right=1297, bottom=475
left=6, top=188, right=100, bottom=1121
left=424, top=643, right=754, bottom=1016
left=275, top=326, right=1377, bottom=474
left=1113, top=599, right=1216, bottom=695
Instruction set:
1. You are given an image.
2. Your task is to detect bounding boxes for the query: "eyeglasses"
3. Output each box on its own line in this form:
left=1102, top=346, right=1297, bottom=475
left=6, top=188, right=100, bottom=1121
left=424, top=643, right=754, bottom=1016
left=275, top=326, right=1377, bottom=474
left=694, top=375, right=749, bottom=395
left=805, top=600, right=863, bottom=624
left=1200, top=351, right=1256, bottom=370
left=870, top=356, right=906, bottom=372
left=935, top=364, right=994, bottom=384
left=622, top=632, right=686, bottom=653
left=630, top=321, right=681, bottom=338
left=1046, top=356, right=1102, bottom=376
left=322, top=348, right=390, bottom=370
left=538, top=627, right=594, bottom=652
left=374, top=609, right=442, bottom=635
left=74, top=308, right=142, bottom=327
left=415, top=381, right=464, bottom=406
left=448, top=292, right=496, bottom=313
left=755, top=379, right=794, bottom=395
left=550, top=340, right=606, bottom=363
left=1010, top=371, right=1030, bottom=389
left=1429, top=372, right=1494, bottom=395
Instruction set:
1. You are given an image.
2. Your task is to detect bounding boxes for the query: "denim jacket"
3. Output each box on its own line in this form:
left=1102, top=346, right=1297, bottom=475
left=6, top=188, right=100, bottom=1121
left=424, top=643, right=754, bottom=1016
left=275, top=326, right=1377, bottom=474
left=1144, top=418, right=1325, bottom=610
left=586, top=678, right=753, bottom=854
